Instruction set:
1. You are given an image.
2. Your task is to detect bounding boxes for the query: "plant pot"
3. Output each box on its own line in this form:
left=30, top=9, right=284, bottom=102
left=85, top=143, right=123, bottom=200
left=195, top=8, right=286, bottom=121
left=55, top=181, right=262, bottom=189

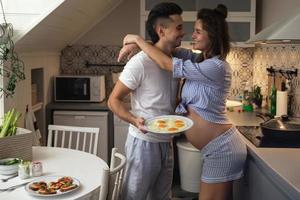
left=0, top=128, right=33, bottom=161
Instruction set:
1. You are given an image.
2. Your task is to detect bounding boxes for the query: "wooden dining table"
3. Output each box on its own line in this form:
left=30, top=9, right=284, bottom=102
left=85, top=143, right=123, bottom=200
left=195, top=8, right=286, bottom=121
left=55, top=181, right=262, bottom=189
left=0, top=146, right=109, bottom=200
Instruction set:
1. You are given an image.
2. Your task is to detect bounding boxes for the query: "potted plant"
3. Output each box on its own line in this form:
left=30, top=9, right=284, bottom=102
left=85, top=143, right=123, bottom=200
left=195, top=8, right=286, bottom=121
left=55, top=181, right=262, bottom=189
left=0, top=23, right=25, bottom=97
left=252, top=85, right=263, bottom=108
left=0, top=108, right=33, bottom=161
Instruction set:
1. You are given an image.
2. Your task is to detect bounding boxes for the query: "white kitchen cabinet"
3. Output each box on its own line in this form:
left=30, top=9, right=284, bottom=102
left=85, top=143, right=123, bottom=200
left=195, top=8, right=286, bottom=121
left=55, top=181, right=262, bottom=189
left=140, top=0, right=255, bottom=47
left=234, top=156, right=292, bottom=200
left=53, top=110, right=109, bottom=162
left=113, top=115, right=129, bottom=155
left=143, top=0, right=255, bottom=15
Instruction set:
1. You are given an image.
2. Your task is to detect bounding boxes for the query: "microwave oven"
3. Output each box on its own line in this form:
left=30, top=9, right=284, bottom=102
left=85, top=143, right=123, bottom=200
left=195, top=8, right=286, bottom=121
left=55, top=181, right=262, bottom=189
left=54, top=75, right=105, bottom=102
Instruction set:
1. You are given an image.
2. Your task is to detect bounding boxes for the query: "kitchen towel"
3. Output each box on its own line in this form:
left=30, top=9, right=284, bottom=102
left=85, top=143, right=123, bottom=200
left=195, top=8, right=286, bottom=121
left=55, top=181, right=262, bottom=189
left=24, top=107, right=41, bottom=146
left=276, top=91, right=288, bottom=117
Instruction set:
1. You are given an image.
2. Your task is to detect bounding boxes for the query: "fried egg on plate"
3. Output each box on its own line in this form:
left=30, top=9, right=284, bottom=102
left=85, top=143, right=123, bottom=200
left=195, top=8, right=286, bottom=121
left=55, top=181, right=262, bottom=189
left=148, top=118, right=187, bottom=133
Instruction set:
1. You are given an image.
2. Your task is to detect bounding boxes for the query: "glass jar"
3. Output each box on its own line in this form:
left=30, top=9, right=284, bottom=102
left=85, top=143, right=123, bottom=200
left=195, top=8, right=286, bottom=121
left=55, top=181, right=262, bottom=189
left=31, top=161, right=43, bottom=177
left=18, top=161, right=30, bottom=179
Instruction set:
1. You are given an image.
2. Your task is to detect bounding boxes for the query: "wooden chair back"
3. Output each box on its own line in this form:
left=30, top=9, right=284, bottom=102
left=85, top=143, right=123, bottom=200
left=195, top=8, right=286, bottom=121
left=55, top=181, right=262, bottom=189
left=47, top=124, right=99, bottom=155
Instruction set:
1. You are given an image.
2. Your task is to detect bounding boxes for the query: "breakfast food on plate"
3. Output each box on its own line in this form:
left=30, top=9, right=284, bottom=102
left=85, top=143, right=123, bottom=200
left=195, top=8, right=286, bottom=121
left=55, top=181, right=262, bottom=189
left=168, top=127, right=178, bottom=132
left=58, top=176, right=73, bottom=184
left=49, top=181, right=63, bottom=190
left=147, top=117, right=188, bottom=133
left=38, top=187, right=57, bottom=195
left=29, top=181, right=47, bottom=191
left=29, top=176, right=78, bottom=195
left=60, top=184, right=78, bottom=192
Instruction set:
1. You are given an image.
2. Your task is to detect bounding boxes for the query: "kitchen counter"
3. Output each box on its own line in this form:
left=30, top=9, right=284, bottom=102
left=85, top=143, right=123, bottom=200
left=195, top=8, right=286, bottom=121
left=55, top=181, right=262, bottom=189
left=227, top=111, right=300, bottom=200
left=243, top=138, right=300, bottom=200
left=227, top=110, right=264, bottom=126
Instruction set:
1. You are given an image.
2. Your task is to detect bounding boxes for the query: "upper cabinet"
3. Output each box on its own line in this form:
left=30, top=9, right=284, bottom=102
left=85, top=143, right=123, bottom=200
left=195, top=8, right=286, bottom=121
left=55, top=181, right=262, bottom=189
left=196, top=0, right=255, bottom=16
left=140, top=0, right=256, bottom=47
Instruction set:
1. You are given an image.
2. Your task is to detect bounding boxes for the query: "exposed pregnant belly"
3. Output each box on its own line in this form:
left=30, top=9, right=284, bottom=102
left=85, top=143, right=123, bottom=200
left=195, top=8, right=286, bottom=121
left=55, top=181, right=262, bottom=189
left=185, top=107, right=232, bottom=150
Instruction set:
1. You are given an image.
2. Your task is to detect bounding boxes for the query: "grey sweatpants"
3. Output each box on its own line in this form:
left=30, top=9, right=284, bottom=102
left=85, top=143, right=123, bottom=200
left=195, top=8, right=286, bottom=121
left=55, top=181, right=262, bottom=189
left=121, top=134, right=173, bottom=200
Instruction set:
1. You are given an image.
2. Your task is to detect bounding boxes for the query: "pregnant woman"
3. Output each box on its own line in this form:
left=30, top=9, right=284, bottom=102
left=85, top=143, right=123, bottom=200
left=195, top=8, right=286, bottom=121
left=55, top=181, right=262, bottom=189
left=119, top=4, right=247, bottom=200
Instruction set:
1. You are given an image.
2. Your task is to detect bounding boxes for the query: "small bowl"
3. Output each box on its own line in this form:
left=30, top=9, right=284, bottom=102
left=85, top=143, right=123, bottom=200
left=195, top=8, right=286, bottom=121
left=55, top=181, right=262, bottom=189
left=0, top=158, right=20, bottom=175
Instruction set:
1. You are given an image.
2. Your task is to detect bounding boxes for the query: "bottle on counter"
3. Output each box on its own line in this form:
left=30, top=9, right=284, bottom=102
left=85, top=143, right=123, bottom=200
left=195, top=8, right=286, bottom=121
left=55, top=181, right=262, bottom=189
left=269, top=84, right=277, bottom=116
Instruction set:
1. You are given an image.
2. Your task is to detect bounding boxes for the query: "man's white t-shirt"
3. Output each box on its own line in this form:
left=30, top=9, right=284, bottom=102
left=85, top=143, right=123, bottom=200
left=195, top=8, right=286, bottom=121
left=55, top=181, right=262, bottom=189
left=119, top=51, right=178, bottom=142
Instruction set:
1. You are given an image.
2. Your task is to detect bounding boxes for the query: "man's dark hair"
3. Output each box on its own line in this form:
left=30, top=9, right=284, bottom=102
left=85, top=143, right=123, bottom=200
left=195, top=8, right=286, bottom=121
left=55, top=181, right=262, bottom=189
left=146, top=2, right=182, bottom=44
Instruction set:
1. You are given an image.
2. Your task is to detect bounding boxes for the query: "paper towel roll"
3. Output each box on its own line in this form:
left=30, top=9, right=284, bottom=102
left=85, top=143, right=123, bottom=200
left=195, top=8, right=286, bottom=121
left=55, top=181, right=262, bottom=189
left=276, top=91, right=288, bottom=117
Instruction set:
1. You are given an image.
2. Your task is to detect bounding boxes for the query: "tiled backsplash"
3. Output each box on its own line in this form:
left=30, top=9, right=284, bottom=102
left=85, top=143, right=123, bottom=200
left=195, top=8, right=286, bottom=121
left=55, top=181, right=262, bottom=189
left=226, top=47, right=254, bottom=100
left=227, top=45, right=300, bottom=117
left=60, top=44, right=300, bottom=116
left=61, top=45, right=125, bottom=99
left=252, top=44, right=300, bottom=117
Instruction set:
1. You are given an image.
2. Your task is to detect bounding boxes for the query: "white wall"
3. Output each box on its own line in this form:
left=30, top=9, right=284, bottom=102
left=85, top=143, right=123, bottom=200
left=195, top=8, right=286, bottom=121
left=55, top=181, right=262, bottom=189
left=3, top=52, right=60, bottom=130
left=75, top=0, right=140, bottom=45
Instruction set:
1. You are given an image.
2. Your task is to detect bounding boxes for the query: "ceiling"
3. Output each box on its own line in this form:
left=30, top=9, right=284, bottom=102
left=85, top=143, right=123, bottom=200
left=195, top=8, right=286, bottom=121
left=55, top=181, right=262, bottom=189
left=8, top=0, right=123, bottom=53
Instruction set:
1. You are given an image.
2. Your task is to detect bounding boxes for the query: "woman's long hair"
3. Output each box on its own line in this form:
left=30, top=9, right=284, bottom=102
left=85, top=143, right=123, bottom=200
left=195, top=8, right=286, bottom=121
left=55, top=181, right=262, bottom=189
left=197, top=4, right=230, bottom=60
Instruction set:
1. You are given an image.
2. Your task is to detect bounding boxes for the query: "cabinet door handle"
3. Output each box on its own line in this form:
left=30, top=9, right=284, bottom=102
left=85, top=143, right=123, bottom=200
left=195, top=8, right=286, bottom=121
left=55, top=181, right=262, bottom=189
left=74, top=116, right=86, bottom=120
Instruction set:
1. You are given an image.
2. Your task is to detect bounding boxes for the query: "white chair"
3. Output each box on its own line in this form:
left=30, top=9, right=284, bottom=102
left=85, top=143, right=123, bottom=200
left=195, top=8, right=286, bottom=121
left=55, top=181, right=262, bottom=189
left=99, top=165, right=110, bottom=200
left=99, top=148, right=126, bottom=200
left=47, top=125, right=99, bottom=155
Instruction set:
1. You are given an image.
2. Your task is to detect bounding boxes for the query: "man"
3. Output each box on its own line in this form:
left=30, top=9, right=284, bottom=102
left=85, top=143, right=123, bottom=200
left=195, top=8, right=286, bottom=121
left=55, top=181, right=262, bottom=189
left=108, top=2, right=184, bottom=200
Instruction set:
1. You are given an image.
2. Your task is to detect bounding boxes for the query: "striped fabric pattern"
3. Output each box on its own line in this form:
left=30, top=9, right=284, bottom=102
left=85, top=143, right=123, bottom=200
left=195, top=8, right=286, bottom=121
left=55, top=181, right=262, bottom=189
left=201, top=127, right=247, bottom=183
left=172, top=53, right=232, bottom=124
left=122, top=134, right=173, bottom=200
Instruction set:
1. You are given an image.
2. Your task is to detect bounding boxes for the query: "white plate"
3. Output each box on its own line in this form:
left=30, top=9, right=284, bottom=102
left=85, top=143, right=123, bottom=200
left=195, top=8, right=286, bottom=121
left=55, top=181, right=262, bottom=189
left=25, top=175, right=80, bottom=197
left=226, top=100, right=242, bottom=108
left=144, top=115, right=193, bottom=134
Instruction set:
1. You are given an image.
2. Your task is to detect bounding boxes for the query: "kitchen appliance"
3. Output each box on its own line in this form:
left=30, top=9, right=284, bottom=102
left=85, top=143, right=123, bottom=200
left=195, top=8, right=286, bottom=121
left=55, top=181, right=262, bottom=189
left=53, top=110, right=109, bottom=161
left=247, top=6, right=300, bottom=43
left=259, top=115, right=300, bottom=139
left=54, top=75, right=105, bottom=102
left=236, top=126, right=300, bottom=148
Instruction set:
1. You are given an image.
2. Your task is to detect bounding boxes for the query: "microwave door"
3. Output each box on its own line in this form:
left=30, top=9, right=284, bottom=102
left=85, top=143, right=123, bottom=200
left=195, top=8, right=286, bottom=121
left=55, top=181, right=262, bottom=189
left=83, top=83, right=87, bottom=96
left=73, top=78, right=90, bottom=100
left=56, top=78, right=90, bottom=101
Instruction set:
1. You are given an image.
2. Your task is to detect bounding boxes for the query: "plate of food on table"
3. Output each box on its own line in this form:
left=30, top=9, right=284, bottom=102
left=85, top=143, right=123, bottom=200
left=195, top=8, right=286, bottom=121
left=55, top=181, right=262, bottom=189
left=25, top=175, right=79, bottom=197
